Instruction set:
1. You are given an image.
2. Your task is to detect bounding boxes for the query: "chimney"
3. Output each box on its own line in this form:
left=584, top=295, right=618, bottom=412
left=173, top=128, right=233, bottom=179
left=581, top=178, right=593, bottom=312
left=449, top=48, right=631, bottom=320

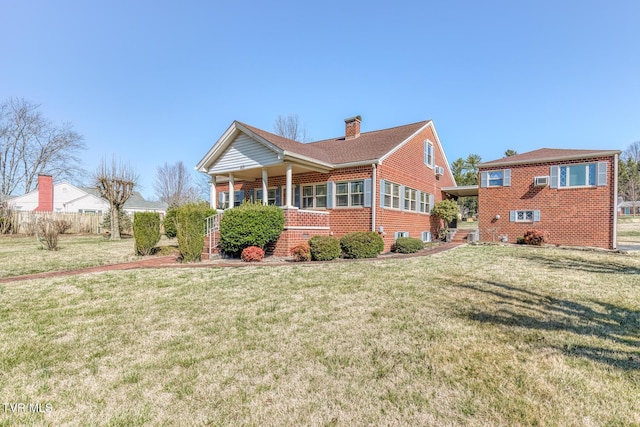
left=344, top=115, right=362, bottom=140
left=34, top=175, right=54, bottom=212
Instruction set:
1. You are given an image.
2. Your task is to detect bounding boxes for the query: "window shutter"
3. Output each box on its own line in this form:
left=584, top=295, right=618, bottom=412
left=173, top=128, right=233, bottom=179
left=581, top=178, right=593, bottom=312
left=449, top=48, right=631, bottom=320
left=275, top=187, right=281, bottom=206
left=379, top=179, right=386, bottom=208
left=249, top=191, right=254, bottom=203
left=509, top=210, right=516, bottom=222
left=235, top=190, right=244, bottom=206
left=550, top=166, right=559, bottom=188
left=533, top=210, right=541, bottom=222
left=503, top=169, right=511, bottom=187
left=429, top=194, right=435, bottom=213
left=480, top=171, right=488, bottom=188
left=256, top=189, right=263, bottom=204
left=416, top=190, right=422, bottom=211
left=294, top=185, right=301, bottom=208
left=597, top=162, right=607, bottom=186
left=327, top=181, right=334, bottom=209
left=399, top=185, right=405, bottom=211
left=363, top=178, right=372, bottom=208
left=424, top=141, right=428, bottom=165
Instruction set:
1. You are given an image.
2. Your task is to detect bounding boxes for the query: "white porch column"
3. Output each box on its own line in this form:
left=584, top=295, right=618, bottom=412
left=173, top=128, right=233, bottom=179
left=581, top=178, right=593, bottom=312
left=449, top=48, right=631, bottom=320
left=262, top=168, right=269, bottom=205
left=228, top=173, right=234, bottom=208
left=285, top=162, right=293, bottom=207
left=209, top=176, right=217, bottom=209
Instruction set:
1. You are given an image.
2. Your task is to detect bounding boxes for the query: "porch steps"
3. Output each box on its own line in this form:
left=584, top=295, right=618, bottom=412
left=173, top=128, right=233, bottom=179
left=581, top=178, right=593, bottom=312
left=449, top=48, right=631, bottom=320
left=450, top=229, right=470, bottom=243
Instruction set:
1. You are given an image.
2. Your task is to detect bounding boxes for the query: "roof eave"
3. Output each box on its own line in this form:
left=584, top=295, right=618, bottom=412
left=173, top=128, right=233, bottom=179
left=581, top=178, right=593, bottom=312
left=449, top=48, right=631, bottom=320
left=479, top=150, right=621, bottom=168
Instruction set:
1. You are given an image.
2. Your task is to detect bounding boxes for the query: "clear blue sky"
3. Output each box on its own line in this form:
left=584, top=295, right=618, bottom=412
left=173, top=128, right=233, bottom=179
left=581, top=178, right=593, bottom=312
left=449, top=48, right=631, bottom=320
left=2, top=0, right=639, bottom=200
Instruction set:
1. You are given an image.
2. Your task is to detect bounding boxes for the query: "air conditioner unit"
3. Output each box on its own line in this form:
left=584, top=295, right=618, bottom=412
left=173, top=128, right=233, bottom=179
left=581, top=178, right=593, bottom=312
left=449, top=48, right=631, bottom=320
left=435, top=166, right=444, bottom=176
left=534, top=176, right=549, bottom=187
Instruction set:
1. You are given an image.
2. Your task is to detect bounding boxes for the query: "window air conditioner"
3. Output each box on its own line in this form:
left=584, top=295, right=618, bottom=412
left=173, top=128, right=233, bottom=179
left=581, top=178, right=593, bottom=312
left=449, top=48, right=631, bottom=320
left=534, top=176, right=549, bottom=187
left=435, top=166, right=444, bottom=176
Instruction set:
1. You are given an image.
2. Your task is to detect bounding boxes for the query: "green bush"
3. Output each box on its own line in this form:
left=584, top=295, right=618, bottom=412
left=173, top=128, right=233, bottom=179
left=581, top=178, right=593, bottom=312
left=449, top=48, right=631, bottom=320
left=175, top=202, right=217, bottom=262
left=340, top=231, right=384, bottom=259
left=164, top=207, right=178, bottom=238
left=219, top=202, right=284, bottom=257
left=393, top=236, right=424, bottom=254
left=308, top=235, right=341, bottom=261
left=133, top=212, right=161, bottom=255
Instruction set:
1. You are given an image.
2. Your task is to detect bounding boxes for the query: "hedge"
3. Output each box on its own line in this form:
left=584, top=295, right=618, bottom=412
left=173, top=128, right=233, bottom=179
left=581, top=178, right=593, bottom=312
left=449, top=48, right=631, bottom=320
left=394, top=236, right=424, bottom=254
left=340, top=231, right=384, bottom=259
left=308, top=235, right=341, bottom=261
left=219, top=202, right=284, bottom=257
left=175, top=202, right=216, bottom=262
left=133, top=212, right=161, bottom=255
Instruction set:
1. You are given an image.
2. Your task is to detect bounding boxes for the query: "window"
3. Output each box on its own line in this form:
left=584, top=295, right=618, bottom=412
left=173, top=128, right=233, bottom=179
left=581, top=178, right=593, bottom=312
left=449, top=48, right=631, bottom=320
left=421, top=231, right=432, bottom=242
left=419, top=192, right=432, bottom=213
left=394, top=231, right=409, bottom=240
left=335, top=180, right=364, bottom=207
left=510, top=210, right=540, bottom=222
left=404, top=187, right=418, bottom=211
left=480, top=169, right=511, bottom=187
left=254, top=188, right=280, bottom=205
left=424, top=140, right=434, bottom=167
left=383, top=181, right=401, bottom=209
left=302, top=184, right=327, bottom=208
left=560, top=163, right=596, bottom=187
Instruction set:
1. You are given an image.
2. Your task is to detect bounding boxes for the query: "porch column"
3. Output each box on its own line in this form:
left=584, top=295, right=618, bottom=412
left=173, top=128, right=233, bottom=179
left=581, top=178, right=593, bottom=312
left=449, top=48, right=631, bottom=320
left=228, top=173, right=234, bottom=208
left=262, top=168, right=269, bottom=205
left=285, top=162, right=293, bottom=207
left=209, top=176, right=217, bottom=209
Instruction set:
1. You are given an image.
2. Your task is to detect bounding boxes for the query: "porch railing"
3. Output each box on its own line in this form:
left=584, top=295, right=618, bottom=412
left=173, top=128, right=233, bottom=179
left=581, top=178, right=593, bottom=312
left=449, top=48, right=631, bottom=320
left=205, top=213, right=221, bottom=257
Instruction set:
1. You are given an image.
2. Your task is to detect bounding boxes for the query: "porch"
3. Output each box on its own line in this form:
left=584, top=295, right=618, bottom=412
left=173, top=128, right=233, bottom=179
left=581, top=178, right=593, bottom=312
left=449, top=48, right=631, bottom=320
left=202, top=207, right=331, bottom=259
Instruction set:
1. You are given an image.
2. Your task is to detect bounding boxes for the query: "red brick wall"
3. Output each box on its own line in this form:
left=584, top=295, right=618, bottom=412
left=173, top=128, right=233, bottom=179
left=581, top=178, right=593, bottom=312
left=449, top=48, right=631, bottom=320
left=375, top=123, right=455, bottom=250
left=478, top=156, right=617, bottom=249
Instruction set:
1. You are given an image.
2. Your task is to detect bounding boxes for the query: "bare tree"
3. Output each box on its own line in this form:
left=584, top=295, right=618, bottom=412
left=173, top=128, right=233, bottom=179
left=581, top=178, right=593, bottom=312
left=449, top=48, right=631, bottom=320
left=620, top=141, right=640, bottom=216
left=154, top=161, right=199, bottom=207
left=94, top=157, right=138, bottom=240
left=273, top=114, right=310, bottom=142
left=0, top=97, right=85, bottom=200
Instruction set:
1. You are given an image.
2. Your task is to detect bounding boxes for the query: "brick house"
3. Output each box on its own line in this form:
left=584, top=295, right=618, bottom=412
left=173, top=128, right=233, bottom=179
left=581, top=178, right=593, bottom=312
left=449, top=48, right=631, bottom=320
left=477, top=148, right=621, bottom=249
left=196, top=116, right=456, bottom=255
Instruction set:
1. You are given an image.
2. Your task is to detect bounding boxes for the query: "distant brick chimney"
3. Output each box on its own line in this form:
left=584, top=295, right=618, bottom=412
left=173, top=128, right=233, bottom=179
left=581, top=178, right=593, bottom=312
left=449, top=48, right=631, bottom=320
left=344, top=115, right=362, bottom=140
left=34, top=175, right=53, bottom=212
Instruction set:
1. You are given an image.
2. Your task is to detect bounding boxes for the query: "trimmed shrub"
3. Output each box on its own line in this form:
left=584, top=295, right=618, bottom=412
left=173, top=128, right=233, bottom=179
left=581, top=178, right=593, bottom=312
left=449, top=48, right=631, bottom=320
left=290, top=242, right=311, bottom=262
left=394, top=237, right=424, bottom=254
left=241, top=246, right=265, bottom=262
left=175, top=201, right=216, bottom=262
left=164, top=207, right=178, bottom=238
left=219, top=202, right=285, bottom=257
left=133, top=212, right=161, bottom=255
left=308, top=235, right=341, bottom=261
left=523, top=229, right=548, bottom=246
left=340, top=231, right=384, bottom=259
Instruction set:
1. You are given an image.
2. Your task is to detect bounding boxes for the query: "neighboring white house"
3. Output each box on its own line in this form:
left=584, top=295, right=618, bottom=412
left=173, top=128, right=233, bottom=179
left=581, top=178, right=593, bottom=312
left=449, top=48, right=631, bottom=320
left=8, top=176, right=167, bottom=215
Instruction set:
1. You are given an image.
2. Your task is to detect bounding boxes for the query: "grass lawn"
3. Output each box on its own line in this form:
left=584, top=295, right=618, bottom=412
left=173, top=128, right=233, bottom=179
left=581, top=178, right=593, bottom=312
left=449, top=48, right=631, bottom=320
left=1, top=242, right=639, bottom=425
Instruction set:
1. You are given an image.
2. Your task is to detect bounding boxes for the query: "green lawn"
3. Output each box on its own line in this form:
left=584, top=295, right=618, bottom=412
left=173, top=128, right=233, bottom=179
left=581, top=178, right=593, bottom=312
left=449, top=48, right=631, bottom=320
left=1, top=242, right=639, bottom=425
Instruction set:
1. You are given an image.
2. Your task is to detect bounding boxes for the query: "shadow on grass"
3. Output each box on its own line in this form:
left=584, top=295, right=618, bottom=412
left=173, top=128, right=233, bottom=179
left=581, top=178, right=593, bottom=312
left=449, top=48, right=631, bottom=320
left=453, top=280, right=640, bottom=370
left=518, top=250, right=640, bottom=276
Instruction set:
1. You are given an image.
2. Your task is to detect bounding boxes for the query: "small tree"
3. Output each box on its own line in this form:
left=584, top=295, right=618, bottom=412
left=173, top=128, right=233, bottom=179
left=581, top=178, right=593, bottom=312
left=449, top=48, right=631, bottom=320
left=133, top=212, right=161, bottom=255
left=432, top=199, right=459, bottom=239
left=94, top=157, right=138, bottom=240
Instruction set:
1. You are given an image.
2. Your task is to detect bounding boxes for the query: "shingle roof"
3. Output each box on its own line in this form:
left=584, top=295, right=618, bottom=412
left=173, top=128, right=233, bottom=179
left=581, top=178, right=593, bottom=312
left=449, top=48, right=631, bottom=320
left=479, top=148, right=620, bottom=168
left=240, top=120, right=431, bottom=165
left=81, top=188, right=167, bottom=211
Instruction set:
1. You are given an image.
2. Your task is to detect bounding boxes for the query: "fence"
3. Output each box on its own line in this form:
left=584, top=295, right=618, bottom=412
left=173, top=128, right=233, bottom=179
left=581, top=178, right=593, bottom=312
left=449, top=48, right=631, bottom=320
left=3, top=211, right=105, bottom=235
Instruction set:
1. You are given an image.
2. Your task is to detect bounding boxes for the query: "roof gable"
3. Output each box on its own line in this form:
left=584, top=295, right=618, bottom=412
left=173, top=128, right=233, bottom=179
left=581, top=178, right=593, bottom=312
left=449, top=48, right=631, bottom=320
left=209, top=132, right=281, bottom=174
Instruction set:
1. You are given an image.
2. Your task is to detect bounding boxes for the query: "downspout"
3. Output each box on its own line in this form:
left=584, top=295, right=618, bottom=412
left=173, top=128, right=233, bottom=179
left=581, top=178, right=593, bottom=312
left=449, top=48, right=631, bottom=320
left=613, top=154, right=618, bottom=250
left=371, top=163, right=377, bottom=232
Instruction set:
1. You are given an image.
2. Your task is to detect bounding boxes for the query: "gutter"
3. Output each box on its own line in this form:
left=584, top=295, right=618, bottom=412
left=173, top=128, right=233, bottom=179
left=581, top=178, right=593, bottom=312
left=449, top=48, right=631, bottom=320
left=613, top=154, right=619, bottom=250
left=371, top=163, right=377, bottom=232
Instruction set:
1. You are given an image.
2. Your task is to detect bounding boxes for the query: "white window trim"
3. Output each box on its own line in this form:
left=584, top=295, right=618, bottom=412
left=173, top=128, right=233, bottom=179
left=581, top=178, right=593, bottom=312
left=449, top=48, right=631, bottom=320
left=487, top=170, right=504, bottom=187
left=335, top=180, right=365, bottom=208
left=301, top=183, right=328, bottom=209
left=253, top=187, right=281, bottom=206
left=383, top=181, right=401, bottom=210
left=558, top=163, right=597, bottom=188
left=424, top=140, right=434, bottom=168
left=404, top=187, right=418, bottom=212
left=419, top=192, right=431, bottom=214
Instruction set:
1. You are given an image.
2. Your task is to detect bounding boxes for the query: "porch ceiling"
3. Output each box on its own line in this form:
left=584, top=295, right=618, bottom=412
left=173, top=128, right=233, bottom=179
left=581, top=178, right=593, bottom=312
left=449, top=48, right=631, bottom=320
left=211, top=162, right=328, bottom=182
left=441, top=185, right=478, bottom=197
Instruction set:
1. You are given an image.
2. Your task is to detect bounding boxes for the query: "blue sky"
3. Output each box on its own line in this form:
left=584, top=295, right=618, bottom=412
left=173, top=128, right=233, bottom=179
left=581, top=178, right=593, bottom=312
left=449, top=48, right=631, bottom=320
left=2, top=0, right=639, bottom=200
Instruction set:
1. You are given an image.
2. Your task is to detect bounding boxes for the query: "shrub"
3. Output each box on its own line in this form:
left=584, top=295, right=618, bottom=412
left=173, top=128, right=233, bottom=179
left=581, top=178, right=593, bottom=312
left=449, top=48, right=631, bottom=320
left=308, top=235, right=341, bottom=261
left=394, top=236, right=424, bottom=254
left=340, top=231, right=384, bottom=259
left=102, top=209, right=132, bottom=235
left=55, top=219, right=72, bottom=234
left=164, top=207, right=178, bottom=238
left=290, top=242, right=311, bottom=262
left=175, top=202, right=216, bottom=262
left=432, top=199, right=459, bottom=237
left=133, top=212, right=161, bottom=255
left=241, top=246, right=265, bottom=262
left=219, top=202, right=285, bottom=257
left=0, top=206, right=14, bottom=234
left=35, top=217, right=60, bottom=251
left=523, top=229, right=548, bottom=246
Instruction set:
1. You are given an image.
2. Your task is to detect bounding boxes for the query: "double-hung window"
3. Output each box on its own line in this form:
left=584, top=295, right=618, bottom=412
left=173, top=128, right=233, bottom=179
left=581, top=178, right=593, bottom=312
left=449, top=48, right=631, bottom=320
left=480, top=169, right=511, bottom=187
left=302, top=184, right=327, bottom=208
left=419, top=192, right=431, bottom=213
left=424, top=140, right=434, bottom=167
left=383, top=181, right=401, bottom=209
left=404, top=187, right=418, bottom=211
left=488, top=171, right=503, bottom=186
left=336, top=180, right=364, bottom=207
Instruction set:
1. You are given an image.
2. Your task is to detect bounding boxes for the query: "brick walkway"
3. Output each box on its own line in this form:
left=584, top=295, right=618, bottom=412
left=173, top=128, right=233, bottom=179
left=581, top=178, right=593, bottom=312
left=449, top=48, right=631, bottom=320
left=0, top=242, right=465, bottom=284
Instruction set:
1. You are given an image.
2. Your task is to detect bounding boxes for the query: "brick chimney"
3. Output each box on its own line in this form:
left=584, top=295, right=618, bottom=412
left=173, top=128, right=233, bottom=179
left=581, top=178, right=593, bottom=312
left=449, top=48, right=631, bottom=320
left=344, top=115, right=362, bottom=140
left=34, top=175, right=54, bottom=212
